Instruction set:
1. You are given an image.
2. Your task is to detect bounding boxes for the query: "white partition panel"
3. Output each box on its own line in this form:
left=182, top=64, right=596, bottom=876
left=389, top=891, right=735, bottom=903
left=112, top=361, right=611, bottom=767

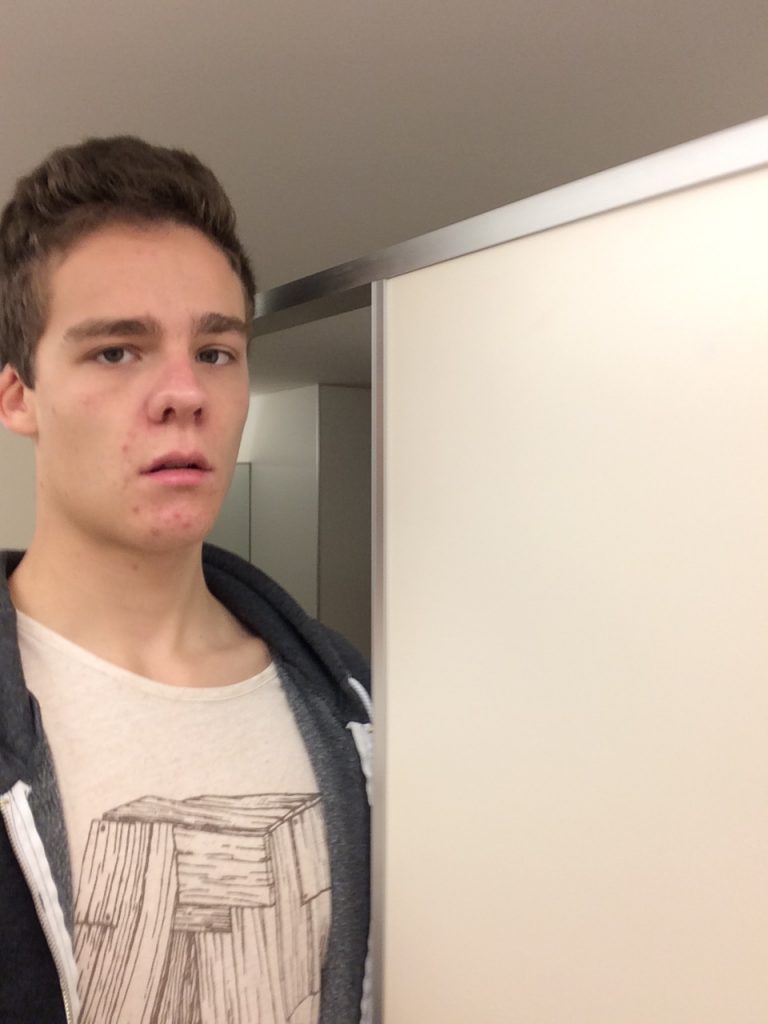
left=380, top=166, right=768, bottom=1023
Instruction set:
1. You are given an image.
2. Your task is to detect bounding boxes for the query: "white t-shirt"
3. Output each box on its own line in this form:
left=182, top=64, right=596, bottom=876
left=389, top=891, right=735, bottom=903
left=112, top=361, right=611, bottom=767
left=17, top=611, right=330, bottom=1024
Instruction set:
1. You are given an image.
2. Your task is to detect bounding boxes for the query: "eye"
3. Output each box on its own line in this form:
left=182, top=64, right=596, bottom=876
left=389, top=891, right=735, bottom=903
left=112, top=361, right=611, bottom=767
left=197, top=348, right=234, bottom=366
left=95, top=346, right=136, bottom=365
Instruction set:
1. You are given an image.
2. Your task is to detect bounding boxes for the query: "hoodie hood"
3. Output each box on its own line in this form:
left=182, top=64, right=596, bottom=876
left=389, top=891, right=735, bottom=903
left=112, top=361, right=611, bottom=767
left=202, top=543, right=371, bottom=723
left=0, top=550, right=40, bottom=790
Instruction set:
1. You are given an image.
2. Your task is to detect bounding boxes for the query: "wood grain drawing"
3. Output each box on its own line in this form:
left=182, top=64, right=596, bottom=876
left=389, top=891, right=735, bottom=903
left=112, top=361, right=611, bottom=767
left=74, top=793, right=330, bottom=1024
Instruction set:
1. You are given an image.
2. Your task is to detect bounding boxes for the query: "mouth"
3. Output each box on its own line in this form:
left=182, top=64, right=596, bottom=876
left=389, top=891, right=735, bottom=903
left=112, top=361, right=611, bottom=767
left=143, top=453, right=212, bottom=475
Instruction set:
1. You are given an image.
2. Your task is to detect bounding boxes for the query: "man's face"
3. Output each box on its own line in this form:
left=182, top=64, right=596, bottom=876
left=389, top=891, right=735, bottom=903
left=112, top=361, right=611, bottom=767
left=20, top=221, right=251, bottom=554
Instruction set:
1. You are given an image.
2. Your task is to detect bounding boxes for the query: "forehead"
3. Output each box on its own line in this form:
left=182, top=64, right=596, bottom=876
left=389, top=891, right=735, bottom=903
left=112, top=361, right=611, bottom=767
left=44, top=221, right=247, bottom=325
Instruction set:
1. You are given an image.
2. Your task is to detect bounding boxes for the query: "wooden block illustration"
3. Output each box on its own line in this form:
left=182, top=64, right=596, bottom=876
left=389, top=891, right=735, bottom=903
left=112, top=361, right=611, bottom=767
left=74, top=794, right=330, bottom=1024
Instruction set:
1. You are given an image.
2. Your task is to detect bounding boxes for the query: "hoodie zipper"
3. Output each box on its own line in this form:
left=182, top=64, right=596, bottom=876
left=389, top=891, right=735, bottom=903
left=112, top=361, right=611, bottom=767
left=0, top=784, right=77, bottom=1024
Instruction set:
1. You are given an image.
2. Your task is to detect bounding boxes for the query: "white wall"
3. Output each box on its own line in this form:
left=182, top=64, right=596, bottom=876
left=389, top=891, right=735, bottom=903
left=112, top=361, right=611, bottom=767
left=241, top=386, right=320, bottom=616
left=206, top=462, right=251, bottom=561
left=380, top=166, right=768, bottom=1023
left=0, top=428, right=35, bottom=549
left=241, top=384, right=372, bottom=653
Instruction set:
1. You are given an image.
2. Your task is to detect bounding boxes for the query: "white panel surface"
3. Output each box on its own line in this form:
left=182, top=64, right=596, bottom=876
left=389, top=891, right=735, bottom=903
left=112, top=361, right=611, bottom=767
left=380, top=167, right=768, bottom=1023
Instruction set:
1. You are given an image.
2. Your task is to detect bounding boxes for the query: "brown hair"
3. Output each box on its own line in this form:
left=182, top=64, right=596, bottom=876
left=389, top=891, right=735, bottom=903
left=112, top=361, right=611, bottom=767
left=0, top=135, right=256, bottom=385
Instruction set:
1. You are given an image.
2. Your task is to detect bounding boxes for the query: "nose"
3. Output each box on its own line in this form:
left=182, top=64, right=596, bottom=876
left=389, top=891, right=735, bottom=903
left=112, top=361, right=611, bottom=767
left=146, top=353, right=206, bottom=425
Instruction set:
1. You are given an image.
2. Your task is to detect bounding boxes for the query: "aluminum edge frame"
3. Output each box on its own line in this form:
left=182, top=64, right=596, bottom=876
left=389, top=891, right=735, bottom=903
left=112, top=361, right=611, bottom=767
left=370, top=279, right=386, bottom=1024
left=253, top=115, right=768, bottom=335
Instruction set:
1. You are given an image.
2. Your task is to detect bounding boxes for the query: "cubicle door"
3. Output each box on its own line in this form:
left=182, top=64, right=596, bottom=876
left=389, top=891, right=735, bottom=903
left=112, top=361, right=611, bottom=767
left=378, top=166, right=768, bottom=1023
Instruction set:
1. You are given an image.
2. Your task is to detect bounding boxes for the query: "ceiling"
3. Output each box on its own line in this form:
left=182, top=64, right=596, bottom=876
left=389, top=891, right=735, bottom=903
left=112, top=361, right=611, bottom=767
left=2, top=0, right=767, bottom=390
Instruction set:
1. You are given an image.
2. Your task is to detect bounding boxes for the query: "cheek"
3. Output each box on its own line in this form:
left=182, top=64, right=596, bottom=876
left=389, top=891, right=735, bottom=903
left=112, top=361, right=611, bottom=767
left=121, top=433, right=135, bottom=456
left=44, top=393, right=94, bottom=435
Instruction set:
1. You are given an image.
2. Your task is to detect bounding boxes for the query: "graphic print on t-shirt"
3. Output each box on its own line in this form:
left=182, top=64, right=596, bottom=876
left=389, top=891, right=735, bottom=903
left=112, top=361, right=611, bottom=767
left=74, top=791, right=330, bottom=1024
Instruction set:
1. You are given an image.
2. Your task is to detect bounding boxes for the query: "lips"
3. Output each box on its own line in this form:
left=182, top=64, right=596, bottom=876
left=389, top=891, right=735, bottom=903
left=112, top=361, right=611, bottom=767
left=143, top=452, right=212, bottom=474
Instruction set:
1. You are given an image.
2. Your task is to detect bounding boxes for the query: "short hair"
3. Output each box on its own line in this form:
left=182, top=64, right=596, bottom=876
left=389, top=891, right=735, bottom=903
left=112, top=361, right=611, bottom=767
left=0, top=135, right=256, bottom=385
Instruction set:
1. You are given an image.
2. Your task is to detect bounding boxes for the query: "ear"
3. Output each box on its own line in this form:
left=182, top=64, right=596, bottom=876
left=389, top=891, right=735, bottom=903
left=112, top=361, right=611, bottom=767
left=0, top=363, right=38, bottom=438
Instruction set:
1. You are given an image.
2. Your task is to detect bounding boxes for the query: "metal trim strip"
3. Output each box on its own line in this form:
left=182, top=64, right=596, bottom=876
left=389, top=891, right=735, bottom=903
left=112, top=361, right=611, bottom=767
left=370, top=279, right=386, bottom=1024
left=253, top=115, right=768, bottom=335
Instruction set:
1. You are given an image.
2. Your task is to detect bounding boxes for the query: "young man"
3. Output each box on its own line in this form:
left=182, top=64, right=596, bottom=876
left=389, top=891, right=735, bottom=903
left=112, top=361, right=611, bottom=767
left=0, top=137, right=371, bottom=1024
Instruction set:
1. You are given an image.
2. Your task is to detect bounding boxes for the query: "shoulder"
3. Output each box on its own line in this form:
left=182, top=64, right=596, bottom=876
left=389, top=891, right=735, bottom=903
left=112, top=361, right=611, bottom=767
left=202, top=543, right=370, bottom=700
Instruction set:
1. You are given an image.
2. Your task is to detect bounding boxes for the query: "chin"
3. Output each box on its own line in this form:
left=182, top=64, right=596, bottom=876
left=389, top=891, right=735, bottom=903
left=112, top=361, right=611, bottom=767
left=134, top=516, right=217, bottom=554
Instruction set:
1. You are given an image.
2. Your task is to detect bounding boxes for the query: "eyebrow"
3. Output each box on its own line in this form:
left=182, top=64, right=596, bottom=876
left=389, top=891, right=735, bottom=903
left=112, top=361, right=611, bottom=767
left=63, top=317, right=158, bottom=343
left=193, top=312, right=249, bottom=338
left=63, top=313, right=249, bottom=343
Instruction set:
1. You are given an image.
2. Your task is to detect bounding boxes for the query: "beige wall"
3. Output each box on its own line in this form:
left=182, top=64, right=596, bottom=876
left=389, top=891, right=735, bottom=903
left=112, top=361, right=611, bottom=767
left=241, top=385, right=371, bottom=651
left=0, top=427, right=35, bottom=549
left=318, top=385, right=372, bottom=656
left=206, top=462, right=252, bottom=561
left=242, top=386, right=320, bottom=616
left=380, top=167, right=768, bottom=1022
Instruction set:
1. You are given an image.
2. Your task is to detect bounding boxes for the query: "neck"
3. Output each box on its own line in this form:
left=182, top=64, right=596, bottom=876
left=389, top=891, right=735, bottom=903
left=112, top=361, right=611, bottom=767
left=9, top=527, right=218, bottom=670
